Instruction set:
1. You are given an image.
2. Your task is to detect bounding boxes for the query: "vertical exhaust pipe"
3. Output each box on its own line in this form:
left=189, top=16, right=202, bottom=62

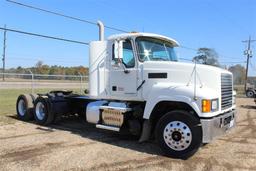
left=97, top=20, right=104, bottom=41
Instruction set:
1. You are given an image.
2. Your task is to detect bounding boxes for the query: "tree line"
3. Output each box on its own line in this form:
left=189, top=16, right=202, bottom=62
left=192, top=47, right=254, bottom=85
left=3, top=56, right=255, bottom=85
left=6, top=61, right=88, bottom=76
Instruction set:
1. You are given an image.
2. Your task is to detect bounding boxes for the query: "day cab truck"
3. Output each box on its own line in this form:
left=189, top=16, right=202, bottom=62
left=16, top=21, right=236, bottom=158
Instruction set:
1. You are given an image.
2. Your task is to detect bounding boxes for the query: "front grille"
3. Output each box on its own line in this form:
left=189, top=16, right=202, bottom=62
left=221, top=74, right=233, bottom=110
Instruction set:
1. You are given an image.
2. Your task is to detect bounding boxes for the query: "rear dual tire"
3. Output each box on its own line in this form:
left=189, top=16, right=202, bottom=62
left=17, top=94, right=57, bottom=126
left=16, top=94, right=38, bottom=121
left=34, top=96, right=54, bottom=125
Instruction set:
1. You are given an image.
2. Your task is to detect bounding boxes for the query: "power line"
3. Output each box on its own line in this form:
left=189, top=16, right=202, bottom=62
left=220, top=61, right=246, bottom=64
left=0, top=26, right=89, bottom=45
left=179, top=45, right=244, bottom=62
left=6, top=0, right=238, bottom=61
left=205, top=1, right=251, bottom=34
left=6, top=0, right=129, bottom=33
left=179, top=58, right=193, bottom=61
left=179, top=45, right=197, bottom=51
left=8, top=52, right=86, bottom=60
left=7, top=58, right=84, bottom=65
left=179, top=57, right=245, bottom=64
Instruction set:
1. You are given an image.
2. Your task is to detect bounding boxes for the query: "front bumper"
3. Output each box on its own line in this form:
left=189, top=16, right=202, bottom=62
left=200, top=109, right=236, bottom=143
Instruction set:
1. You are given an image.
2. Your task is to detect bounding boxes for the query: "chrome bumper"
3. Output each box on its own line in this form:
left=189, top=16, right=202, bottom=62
left=200, top=109, right=236, bottom=143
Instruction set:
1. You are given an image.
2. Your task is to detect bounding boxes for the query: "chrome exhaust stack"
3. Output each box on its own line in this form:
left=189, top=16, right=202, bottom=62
left=97, top=20, right=104, bottom=41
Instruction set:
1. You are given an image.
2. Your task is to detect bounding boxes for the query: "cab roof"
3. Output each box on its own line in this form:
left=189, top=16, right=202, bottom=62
left=107, top=32, right=179, bottom=47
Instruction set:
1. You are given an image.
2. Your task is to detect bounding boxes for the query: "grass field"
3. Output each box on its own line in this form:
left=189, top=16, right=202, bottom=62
left=0, top=86, right=245, bottom=116
left=0, top=88, right=81, bottom=125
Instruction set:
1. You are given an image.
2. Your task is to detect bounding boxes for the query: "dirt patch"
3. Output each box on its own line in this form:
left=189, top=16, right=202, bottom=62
left=0, top=98, right=256, bottom=171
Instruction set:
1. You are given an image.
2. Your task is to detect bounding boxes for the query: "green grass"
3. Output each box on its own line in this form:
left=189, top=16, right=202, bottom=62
left=0, top=86, right=246, bottom=125
left=0, top=88, right=81, bottom=125
left=0, top=86, right=246, bottom=116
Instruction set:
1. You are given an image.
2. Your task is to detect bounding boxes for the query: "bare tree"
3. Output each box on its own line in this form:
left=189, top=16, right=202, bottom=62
left=228, top=64, right=246, bottom=85
left=193, top=48, right=220, bottom=67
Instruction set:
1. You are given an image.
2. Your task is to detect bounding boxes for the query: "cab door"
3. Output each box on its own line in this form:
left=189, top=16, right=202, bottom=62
left=109, top=39, right=138, bottom=99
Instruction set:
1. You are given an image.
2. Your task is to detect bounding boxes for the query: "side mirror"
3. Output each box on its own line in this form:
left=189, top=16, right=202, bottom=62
left=114, top=40, right=123, bottom=63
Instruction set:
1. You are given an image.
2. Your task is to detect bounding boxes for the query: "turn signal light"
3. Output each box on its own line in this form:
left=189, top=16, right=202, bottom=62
left=202, top=100, right=211, bottom=113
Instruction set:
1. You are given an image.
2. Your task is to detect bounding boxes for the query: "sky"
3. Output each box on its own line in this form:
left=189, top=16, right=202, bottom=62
left=0, top=0, right=256, bottom=75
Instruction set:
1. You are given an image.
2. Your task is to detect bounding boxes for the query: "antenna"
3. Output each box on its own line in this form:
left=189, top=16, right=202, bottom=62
left=187, top=59, right=203, bottom=100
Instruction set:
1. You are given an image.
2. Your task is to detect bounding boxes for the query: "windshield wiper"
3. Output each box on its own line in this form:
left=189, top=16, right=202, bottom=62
left=152, top=57, right=169, bottom=61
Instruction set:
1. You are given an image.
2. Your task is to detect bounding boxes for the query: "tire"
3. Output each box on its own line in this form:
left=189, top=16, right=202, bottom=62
left=34, top=96, right=54, bottom=125
left=16, top=94, right=34, bottom=121
left=77, top=107, right=86, bottom=121
left=246, top=90, right=254, bottom=98
left=155, top=110, right=202, bottom=159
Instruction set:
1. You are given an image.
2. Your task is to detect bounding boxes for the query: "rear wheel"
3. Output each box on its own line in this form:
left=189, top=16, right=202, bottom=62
left=16, top=94, right=34, bottom=121
left=34, top=96, right=54, bottom=125
left=155, top=110, right=202, bottom=159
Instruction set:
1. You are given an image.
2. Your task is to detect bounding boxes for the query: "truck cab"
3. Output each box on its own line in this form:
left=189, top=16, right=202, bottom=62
left=16, top=23, right=236, bottom=158
left=88, top=31, right=236, bottom=157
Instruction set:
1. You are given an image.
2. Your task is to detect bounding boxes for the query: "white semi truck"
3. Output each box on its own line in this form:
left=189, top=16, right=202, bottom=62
left=16, top=22, right=236, bottom=158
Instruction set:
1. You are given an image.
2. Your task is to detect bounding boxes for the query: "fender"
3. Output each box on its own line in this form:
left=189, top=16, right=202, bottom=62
left=142, top=83, right=206, bottom=119
left=139, top=83, right=207, bottom=142
left=143, top=95, right=201, bottom=119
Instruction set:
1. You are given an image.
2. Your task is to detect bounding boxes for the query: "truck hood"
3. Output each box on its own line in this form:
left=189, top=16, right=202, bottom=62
left=142, top=61, right=232, bottom=99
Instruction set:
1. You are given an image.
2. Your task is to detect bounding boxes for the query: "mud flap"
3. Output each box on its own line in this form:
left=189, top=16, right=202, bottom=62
left=139, top=120, right=152, bottom=143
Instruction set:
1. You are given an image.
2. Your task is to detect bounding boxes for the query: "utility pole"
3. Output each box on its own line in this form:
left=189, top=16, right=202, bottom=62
left=2, top=25, right=7, bottom=81
left=242, top=36, right=255, bottom=92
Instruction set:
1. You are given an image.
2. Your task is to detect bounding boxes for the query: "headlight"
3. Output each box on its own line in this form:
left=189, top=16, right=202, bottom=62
left=232, top=95, right=236, bottom=105
left=202, top=99, right=219, bottom=113
left=211, top=99, right=219, bottom=111
left=232, top=91, right=236, bottom=105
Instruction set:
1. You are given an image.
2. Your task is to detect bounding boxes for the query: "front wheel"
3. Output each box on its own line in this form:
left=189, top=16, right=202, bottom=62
left=155, top=110, right=202, bottom=159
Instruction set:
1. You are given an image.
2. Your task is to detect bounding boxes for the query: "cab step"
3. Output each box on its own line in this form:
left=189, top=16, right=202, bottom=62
left=96, top=124, right=120, bottom=132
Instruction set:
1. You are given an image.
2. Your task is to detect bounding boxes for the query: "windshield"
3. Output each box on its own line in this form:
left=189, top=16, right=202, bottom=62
left=136, top=37, right=178, bottom=62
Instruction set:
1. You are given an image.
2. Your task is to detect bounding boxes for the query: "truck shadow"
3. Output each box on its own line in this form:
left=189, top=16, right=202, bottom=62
left=7, top=115, right=162, bottom=156
left=240, top=105, right=256, bottom=109
left=5, top=113, right=256, bottom=170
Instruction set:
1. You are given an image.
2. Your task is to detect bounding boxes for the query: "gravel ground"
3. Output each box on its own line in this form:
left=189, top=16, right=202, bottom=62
left=0, top=98, right=256, bottom=171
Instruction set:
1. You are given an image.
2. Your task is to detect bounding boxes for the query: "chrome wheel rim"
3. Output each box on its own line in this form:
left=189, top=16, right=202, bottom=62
left=18, top=99, right=26, bottom=116
left=163, top=121, right=192, bottom=151
left=35, top=102, right=46, bottom=120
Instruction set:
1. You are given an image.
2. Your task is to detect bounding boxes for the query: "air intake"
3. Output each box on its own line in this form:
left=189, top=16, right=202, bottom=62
left=221, top=74, right=233, bottom=110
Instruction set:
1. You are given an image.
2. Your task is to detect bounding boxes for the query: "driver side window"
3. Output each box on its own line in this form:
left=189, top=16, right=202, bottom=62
left=122, top=39, right=135, bottom=68
left=112, top=39, right=135, bottom=68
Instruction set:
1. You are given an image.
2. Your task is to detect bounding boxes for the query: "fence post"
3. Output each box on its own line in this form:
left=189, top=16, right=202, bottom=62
left=28, top=69, right=34, bottom=94
left=78, top=72, right=82, bottom=94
